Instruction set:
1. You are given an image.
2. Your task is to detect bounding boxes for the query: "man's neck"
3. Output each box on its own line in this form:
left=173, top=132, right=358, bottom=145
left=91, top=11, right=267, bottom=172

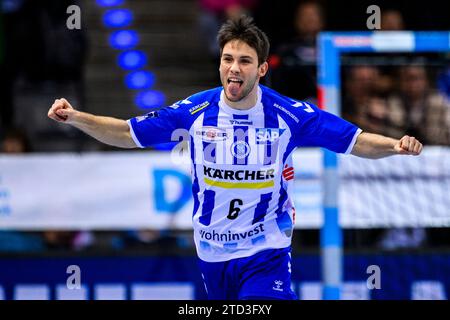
left=224, top=85, right=259, bottom=110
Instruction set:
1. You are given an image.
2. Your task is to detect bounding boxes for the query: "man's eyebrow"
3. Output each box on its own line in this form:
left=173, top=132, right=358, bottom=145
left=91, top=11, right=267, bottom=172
left=222, top=53, right=254, bottom=60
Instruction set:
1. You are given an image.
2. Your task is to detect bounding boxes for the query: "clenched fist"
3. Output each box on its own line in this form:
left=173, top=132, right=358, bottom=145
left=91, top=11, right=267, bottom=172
left=394, top=135, right=423, bottom=156
left=48, top=98, right=76, bottom=124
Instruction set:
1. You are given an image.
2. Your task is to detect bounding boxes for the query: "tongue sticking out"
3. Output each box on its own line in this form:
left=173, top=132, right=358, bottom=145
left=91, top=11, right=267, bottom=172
left=228, top=82, right=241, bottom=96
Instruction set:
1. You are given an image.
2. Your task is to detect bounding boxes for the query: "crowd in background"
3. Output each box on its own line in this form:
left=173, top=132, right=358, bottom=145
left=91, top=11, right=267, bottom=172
left=0, top=0, right=449, bottom=253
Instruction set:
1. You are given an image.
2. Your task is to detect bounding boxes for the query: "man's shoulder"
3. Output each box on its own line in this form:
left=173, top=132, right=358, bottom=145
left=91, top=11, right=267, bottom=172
left=166, top=87, right=221, bottom=115
left=260, top=85, right=318, bottom=123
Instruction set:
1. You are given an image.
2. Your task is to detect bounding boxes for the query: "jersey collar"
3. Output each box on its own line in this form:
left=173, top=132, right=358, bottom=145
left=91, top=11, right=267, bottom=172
left=219, top=85, right=263, bottom=115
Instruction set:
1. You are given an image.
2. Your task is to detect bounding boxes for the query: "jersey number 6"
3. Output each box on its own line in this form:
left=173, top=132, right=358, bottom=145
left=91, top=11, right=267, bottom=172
left=227, top=199, right=243, bottom=220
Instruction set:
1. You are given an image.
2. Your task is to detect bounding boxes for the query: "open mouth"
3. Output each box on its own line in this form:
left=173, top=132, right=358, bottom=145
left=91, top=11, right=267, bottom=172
left=227, top=77, right=244, bottom=87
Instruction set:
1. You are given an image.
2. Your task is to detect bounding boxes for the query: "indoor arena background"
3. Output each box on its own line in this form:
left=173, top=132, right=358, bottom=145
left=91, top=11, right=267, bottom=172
left=0, top=0, right=449, bottom=300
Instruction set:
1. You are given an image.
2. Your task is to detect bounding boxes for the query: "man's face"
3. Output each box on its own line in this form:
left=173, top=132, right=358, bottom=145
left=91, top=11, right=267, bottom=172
left=2, top=138, right=25, bottom=154
left=219, top=40, right=267, bottom=103
left=400, top=66, right=428, bottom=99
left=295, top=4, right=323, bottom=38
left=348, top=66, right=379, bottom=95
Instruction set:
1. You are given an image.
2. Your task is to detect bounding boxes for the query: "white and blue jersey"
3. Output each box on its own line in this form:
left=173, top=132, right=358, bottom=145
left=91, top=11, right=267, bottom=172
left=128, top=85, right=361, bottom=263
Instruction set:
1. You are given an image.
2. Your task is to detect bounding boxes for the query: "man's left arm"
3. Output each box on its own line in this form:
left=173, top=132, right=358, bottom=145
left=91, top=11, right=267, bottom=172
left=351, top=132, right=423, bottom=159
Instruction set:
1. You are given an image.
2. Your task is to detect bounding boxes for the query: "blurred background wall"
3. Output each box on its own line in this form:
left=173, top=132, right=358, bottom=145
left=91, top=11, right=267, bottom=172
left=0, top=0, right=449, bottom=300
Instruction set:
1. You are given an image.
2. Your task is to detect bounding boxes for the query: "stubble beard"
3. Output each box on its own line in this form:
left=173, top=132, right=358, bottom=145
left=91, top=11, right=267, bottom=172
left=223, top=75, right=258, bottom=103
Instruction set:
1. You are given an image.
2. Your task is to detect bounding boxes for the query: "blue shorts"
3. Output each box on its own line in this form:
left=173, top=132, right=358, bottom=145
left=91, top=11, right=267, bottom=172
left=198, top=247, right=297, bottom=300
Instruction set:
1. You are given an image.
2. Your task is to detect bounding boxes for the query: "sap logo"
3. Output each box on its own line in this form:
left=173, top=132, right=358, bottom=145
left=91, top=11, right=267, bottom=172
left=255, top=128, right=285, bottom=143
left=195, top=127, right=228, bottom=142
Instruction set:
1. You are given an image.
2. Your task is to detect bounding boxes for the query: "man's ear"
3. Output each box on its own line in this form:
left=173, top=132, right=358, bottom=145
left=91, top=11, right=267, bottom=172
left=259, top=62, right=269, bottom=77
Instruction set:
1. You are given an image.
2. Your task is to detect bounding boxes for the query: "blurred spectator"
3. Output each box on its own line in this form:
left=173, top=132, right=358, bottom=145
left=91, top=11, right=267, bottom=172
left=268, top=1, right=325, bottom=102
left=381, top=9, right=405, bottom=31
left=1, top=127, right=32, bottom=153
left=373, top=66, right=449, bottom=250
left=342, top=65, right=386, bottom=134
left=113, top=213, right=191, bottom=251
left=378, top=227, right=427, bottom=251
left=198, top=0, right=258, bottom=58
left=43, top=230, right=94, bottom=251
left=113, top=229, right=183, bottom=250
left=345, top=65, right=450, bottom=145
left=382, top=65, right=450, bottom=145
left=377, top=9, right=407, bottom=94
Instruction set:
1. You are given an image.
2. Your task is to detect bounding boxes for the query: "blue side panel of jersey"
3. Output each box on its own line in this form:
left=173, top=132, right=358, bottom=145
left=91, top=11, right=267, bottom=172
left=199, top=189, right=215, bottom=226
left=191, top=136, right=200, bottom=219
left=274, top=132, right=295, bottom=237
left=252, top=192, right=272, bottom=224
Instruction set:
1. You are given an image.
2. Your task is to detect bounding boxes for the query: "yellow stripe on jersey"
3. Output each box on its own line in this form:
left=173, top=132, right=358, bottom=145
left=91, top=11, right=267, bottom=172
left=204, top=178, right=274, bottom=189
left=190, top=103, right=209, bottom=115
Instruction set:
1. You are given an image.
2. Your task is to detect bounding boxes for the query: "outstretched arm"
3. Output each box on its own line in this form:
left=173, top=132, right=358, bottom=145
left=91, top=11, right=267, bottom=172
left=351, top=132, right=423, bottom=159
left=48, top=98, right=137, bottom=149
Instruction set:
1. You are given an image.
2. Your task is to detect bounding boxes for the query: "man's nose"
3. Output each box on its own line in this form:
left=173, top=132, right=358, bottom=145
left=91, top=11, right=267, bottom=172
left=230, top=60, right=240, bottom=73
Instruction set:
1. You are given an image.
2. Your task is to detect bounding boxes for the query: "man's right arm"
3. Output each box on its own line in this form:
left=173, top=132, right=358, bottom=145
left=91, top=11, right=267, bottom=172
left=48, top=98, right=137, bottom=149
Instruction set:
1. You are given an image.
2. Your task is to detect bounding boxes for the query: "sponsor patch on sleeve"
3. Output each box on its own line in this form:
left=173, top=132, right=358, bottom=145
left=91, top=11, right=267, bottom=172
left=189, top=101, right=210, bottom=115
left=136, top=110, right=158, bottom=122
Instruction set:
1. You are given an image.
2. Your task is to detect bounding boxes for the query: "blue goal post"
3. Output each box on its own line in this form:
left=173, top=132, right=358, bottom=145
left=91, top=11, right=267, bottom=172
left=317, top=31, right=450, bottom=300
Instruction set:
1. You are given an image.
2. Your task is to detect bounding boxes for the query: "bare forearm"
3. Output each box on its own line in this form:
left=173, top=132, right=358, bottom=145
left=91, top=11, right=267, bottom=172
left=71, top=111, right=136, bottom=148
left=351, top=132, right=414, bottom=159
left=48, top=98, right=137, bottom=148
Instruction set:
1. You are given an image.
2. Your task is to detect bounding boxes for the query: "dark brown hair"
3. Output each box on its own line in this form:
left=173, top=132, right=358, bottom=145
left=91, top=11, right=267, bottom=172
left=217, top=15, right=270, bottom=66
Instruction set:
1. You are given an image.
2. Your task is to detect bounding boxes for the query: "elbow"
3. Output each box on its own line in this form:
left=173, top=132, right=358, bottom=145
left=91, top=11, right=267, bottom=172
left=112, top=131, right=139, bottom=149
left=120, top=143, right=138, bottom=149
left=122, top=132, right=139, bottom=149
